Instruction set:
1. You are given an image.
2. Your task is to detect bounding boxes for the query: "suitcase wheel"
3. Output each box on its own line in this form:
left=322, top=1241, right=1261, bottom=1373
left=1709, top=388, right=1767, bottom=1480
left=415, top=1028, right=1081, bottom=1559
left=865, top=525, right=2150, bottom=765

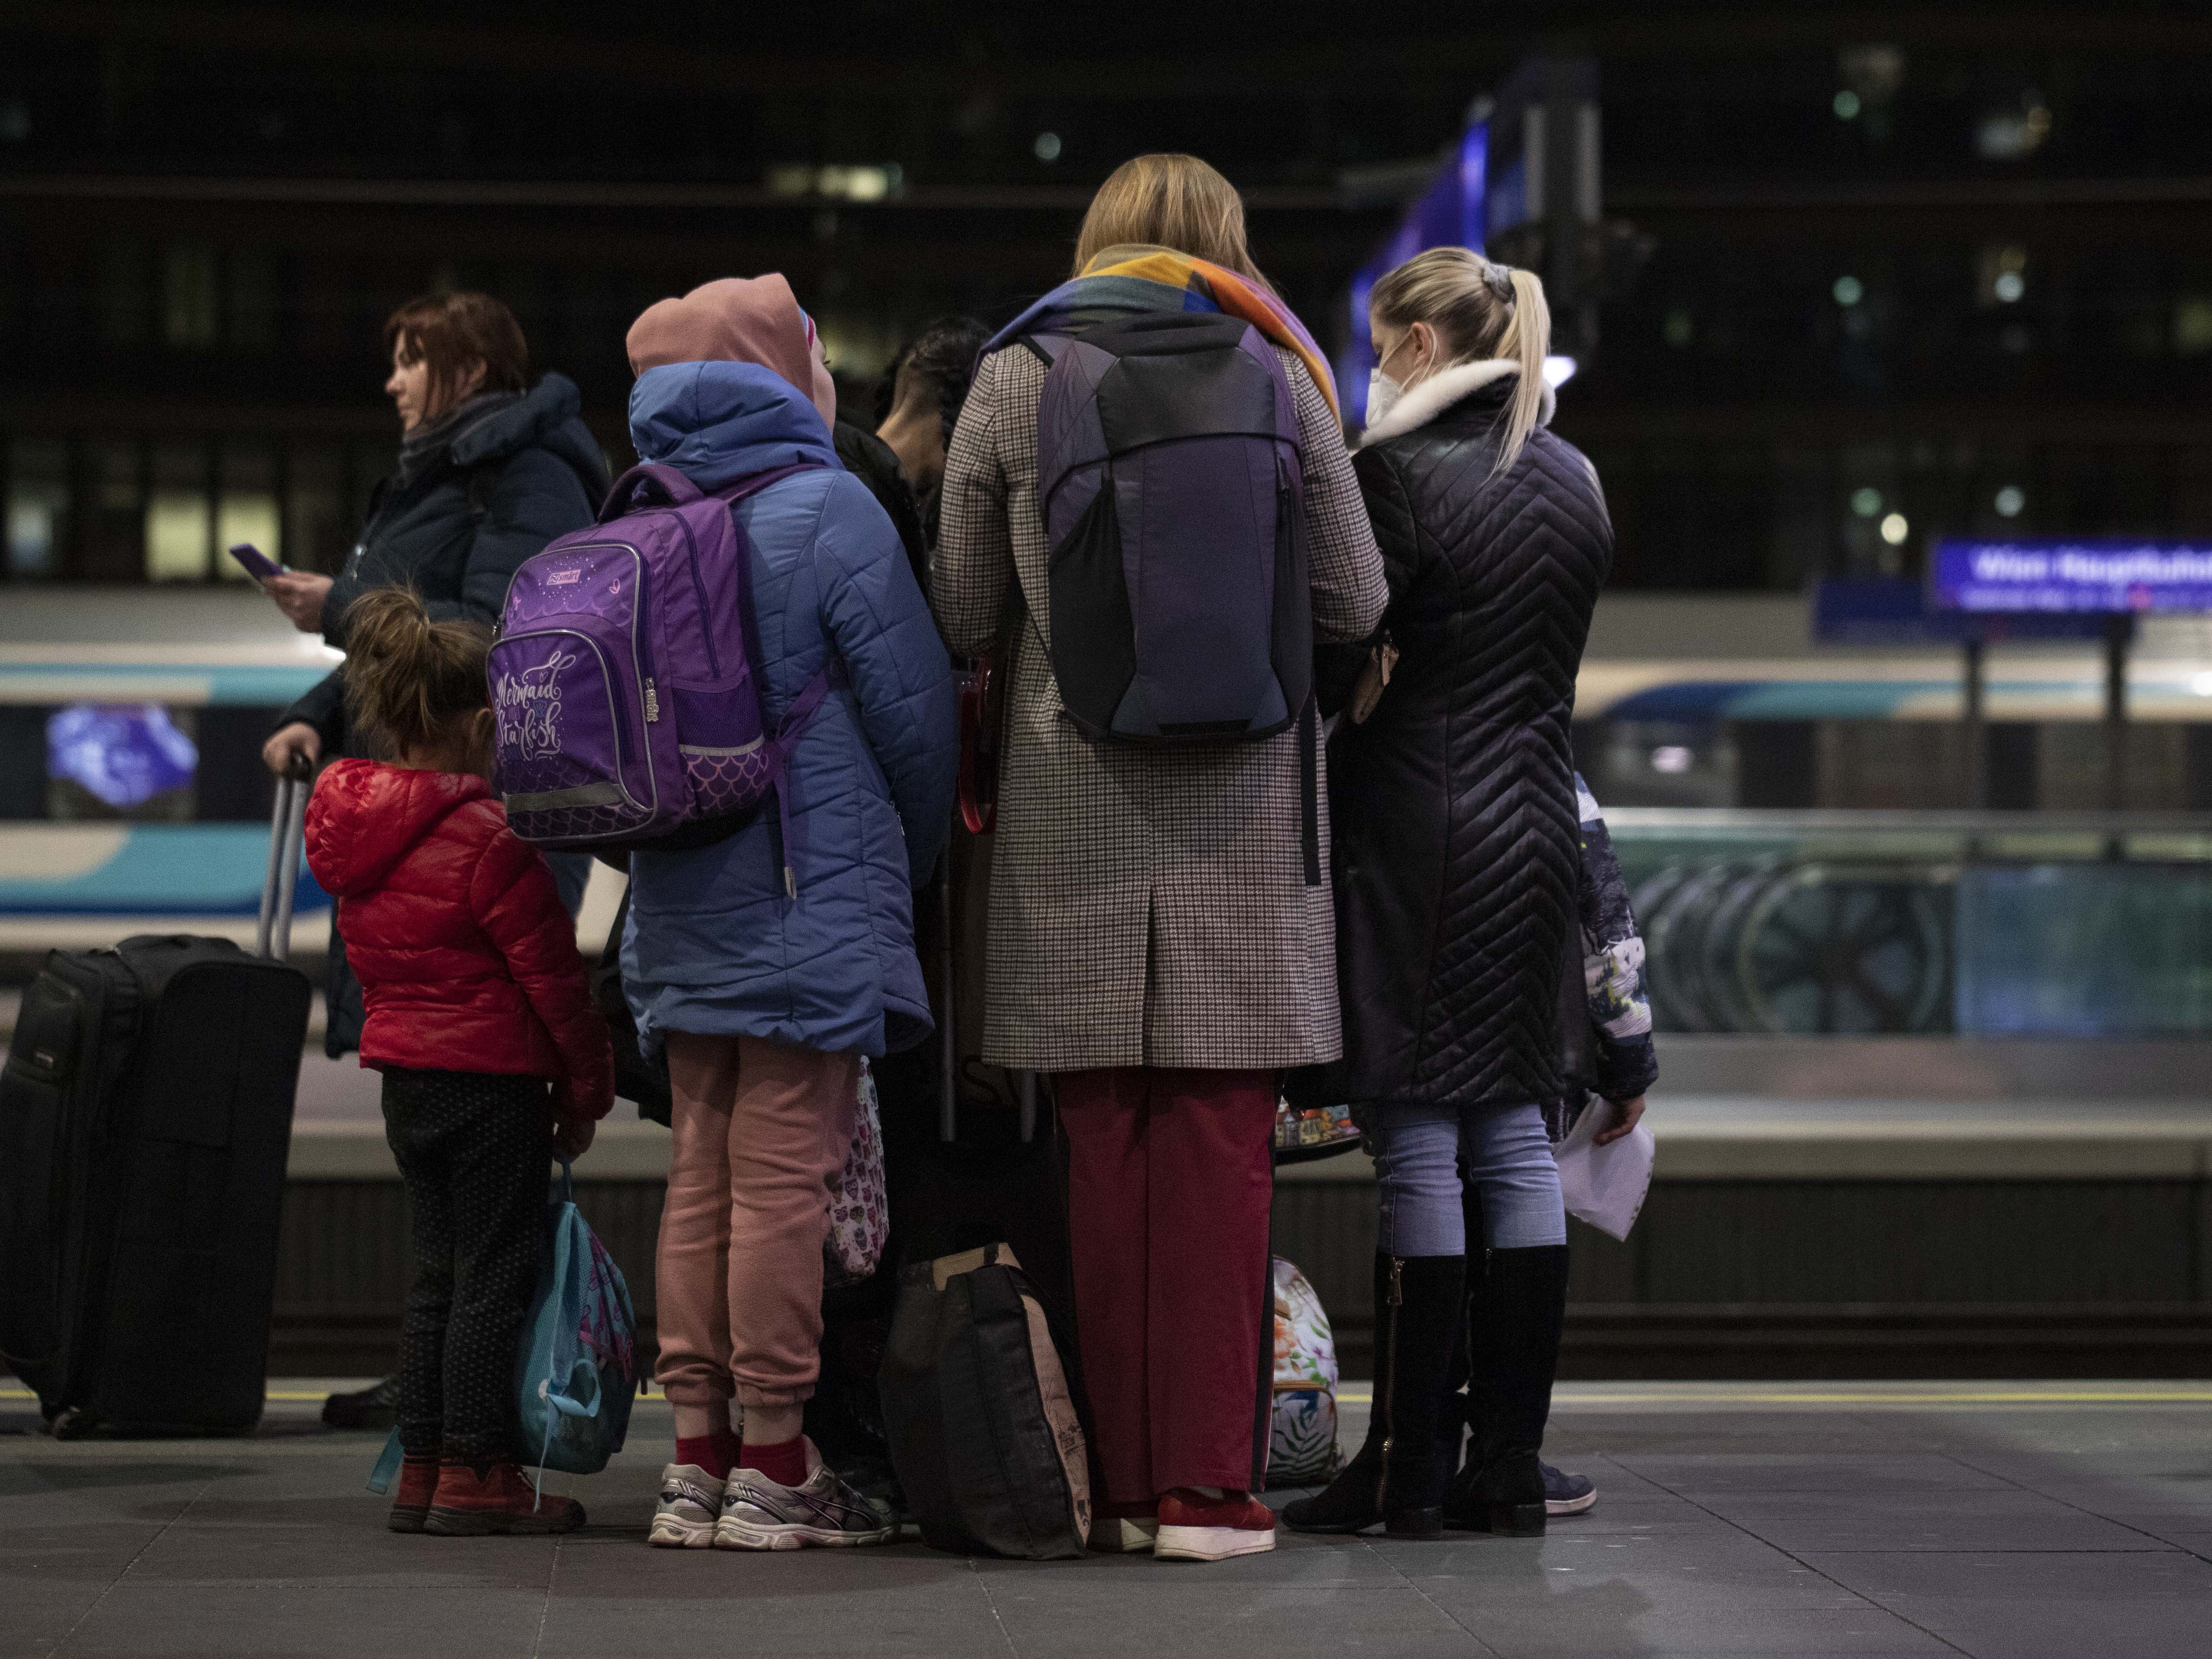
left=48, top=1408, right=91, bottom=1441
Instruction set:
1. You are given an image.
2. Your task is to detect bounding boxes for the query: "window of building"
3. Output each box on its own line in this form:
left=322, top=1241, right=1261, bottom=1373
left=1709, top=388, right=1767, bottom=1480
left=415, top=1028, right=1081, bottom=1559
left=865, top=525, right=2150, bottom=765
left=0, top=228, right=20, bottom=343
left=144, top=442, right=211, bottom=581
left=216, top=443, right=280, bottom=578
left=162, top=242, right=221, bottom=349
left=285, top=446, right=348, bottom=574
left=95, top=237, right=150, bottom=348
left=5, top=439, right=70, bottom=578
left=1839, top=444, right=1905, bottom=576
left=2175, top=297, right=2212, bottom=356
left=84, top=442, right=145, bottom=581
left=229, top=249, right=280, bottom=351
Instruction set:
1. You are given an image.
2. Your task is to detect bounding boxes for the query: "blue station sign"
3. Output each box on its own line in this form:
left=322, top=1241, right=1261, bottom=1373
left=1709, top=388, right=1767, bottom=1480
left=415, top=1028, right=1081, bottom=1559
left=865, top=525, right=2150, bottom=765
left=1932, top=539, right=2212, bottom=614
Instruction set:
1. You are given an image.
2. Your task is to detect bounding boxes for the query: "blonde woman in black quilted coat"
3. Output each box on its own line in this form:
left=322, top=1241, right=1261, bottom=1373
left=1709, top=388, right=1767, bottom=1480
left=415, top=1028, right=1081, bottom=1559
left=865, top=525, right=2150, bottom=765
left=1286, top=247, right=1618, bottom=1542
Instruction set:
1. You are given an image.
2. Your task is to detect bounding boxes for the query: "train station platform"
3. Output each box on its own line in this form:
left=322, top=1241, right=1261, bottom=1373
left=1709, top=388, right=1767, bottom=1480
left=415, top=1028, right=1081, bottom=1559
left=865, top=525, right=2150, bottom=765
left=4, top=977, right=2208, bottom=1378
left=5, top=1380, right=2208, bottom=1658
left=247, top=1029, right=2212, bottom=1379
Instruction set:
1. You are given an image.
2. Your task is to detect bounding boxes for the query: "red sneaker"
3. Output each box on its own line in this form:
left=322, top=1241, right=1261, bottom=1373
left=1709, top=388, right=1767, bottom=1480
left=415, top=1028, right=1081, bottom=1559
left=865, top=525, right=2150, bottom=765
left=388, top=1454, right=439, bottom=1534
left=1155, top=1488, right=1276, bottom=1562
left=424, top=1460, right=585, bottom=1535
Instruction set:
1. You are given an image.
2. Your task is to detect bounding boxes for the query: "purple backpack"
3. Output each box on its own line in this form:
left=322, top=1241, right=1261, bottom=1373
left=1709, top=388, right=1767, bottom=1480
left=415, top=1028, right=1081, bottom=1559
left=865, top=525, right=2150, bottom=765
left=1032, top=310, right=1311, bottom=747
left=490, top=461, right=832, bottom=877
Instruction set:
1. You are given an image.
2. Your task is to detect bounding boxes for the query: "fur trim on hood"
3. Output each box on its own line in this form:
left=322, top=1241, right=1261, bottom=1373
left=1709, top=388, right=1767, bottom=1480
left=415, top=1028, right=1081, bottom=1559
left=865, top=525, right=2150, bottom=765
left=1358, top=358, right=1556, bottom=447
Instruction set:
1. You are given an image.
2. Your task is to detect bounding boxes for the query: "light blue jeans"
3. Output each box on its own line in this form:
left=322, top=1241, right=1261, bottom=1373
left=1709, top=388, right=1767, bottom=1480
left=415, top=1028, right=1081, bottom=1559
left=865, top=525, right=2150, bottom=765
left=1370, top=1100, right=1567, bottom=1256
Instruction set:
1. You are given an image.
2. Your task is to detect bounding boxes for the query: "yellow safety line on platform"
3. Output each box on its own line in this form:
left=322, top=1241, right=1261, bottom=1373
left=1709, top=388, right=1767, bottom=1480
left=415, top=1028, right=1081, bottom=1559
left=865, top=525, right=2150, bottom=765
left=0, top=1388, right=337, bottom=1403
left=1569, top=1391, right=2212, bottom=1404
left=0, top=1386, right=671, bottom=1404
left=1332, top=1389, right=2212, bottom=1406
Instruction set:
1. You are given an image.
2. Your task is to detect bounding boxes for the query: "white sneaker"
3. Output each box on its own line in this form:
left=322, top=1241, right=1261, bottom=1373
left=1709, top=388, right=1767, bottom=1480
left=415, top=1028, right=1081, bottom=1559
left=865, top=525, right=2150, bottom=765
left=648, top=1463, right=724, bottom=1548
left=714, top=1440, right=897, bottom=1550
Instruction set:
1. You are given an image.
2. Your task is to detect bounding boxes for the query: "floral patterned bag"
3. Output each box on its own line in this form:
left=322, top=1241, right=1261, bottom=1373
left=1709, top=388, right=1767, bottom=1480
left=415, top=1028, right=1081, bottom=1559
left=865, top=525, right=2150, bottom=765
left=824, top=1059, right=888, bottom=1287
left=1266, top=1255, right=1342, bottom=1487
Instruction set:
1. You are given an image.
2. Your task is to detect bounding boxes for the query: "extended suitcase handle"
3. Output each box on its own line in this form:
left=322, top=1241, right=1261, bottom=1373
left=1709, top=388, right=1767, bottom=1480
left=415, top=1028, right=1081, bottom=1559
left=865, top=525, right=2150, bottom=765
left=256, top=758, right=313, bottom=963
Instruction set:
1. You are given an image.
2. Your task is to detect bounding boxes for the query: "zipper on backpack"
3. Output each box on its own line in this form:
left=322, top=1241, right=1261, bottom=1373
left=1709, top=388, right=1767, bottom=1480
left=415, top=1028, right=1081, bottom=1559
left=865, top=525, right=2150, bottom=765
left=1376, top=1254, right=1404, bottom=1515
left=644, top=678, right=660, bottom=723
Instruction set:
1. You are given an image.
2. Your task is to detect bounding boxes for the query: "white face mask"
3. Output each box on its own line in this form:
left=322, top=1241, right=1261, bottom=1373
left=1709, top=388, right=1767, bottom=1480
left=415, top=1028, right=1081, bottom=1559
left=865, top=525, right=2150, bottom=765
left=1367, top=367, right=1405, bottom=426
left=1365, top=330, right=1423, bottom=426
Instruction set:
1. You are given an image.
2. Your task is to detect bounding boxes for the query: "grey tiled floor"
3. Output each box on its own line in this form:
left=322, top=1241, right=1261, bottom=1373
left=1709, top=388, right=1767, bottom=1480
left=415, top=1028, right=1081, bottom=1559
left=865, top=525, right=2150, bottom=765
left=4, top=1382, right=2210, bottom=1658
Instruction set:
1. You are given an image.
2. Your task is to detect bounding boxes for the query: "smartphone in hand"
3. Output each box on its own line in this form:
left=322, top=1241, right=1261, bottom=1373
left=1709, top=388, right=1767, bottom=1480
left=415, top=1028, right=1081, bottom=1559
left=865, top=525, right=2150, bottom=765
left=228, top=542, right=284, bottom=582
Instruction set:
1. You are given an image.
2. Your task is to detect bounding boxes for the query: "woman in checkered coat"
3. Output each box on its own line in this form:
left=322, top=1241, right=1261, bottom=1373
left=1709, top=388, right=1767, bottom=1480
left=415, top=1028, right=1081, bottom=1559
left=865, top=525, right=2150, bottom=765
left=933, top=154, right=1385, bottom=1560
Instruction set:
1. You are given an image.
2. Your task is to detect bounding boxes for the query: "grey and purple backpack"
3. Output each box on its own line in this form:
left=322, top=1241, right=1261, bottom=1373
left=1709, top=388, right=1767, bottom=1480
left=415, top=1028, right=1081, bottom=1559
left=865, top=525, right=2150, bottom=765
left=1032, top=311, right=1312, bottom=747
left=489, top=461, right=832, bottom=877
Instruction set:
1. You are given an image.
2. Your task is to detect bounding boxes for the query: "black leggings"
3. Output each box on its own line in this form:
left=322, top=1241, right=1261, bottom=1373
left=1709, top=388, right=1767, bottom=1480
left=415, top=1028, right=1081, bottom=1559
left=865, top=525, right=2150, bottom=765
left=382, top=1068, right=553, bottom=1462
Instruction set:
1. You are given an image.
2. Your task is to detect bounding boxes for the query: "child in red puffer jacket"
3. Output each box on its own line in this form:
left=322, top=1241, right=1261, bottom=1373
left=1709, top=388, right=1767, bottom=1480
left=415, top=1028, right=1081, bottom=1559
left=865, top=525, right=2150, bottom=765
left=303, top=585, right=613, bottom=1538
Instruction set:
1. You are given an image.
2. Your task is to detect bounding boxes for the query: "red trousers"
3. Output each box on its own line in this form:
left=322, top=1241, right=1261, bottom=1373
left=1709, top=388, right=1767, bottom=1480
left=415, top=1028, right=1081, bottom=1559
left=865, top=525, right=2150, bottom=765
left=1056, top=1066, right=1276, bottom=1504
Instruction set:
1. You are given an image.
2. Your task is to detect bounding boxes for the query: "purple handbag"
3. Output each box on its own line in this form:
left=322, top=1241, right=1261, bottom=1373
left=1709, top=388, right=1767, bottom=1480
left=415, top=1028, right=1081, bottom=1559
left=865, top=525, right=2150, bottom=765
left=490, top=461, right=834, bottom=881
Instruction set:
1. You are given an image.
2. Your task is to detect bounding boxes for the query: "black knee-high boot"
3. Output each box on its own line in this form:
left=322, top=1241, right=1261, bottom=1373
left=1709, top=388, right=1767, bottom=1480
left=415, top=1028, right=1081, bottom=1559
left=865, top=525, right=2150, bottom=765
left=1429, top=1179, right=1486, bottom=1490
left=1283, top=1252, right=1464, bottom=1537
left=1444, top=1244, right=1568, bottom=1536
left=1432, top=1307, right=1475, bottom=1494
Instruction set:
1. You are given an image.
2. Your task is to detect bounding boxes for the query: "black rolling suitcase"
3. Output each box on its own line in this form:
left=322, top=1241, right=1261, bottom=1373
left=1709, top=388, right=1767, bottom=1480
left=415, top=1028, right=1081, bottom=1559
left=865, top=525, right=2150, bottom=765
left=0, top=765, right=315, bottom=1435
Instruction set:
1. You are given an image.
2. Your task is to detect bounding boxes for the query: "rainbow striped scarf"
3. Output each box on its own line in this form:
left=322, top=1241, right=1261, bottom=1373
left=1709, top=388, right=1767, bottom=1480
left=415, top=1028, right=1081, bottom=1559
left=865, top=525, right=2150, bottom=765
left=983, top=244, right=1341, bottom=422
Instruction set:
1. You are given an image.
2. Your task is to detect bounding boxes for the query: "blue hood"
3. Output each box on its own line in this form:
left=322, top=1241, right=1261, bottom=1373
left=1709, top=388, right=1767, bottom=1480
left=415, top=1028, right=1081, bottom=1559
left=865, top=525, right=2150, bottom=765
left=628, top=361, right=838, bottom=492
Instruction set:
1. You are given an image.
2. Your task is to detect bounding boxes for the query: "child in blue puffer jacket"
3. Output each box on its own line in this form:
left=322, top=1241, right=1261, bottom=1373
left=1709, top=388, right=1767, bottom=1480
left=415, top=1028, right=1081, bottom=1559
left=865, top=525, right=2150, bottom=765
left=617, top=275, right=958, bottom=1551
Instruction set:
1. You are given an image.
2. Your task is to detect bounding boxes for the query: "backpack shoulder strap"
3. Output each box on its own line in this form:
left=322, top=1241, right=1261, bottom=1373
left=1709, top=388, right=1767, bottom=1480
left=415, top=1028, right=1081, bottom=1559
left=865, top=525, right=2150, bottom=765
left=1018, top=335, right=1066, bottom=370
left=715, top=460, right=835, bottom=781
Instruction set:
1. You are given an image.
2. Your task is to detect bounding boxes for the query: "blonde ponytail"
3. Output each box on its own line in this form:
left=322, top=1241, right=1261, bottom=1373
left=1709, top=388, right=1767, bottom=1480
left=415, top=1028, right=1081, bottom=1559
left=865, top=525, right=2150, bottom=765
left=341, top=586, right=492, bottom=760
left=1494, top=267, right=1552, bottom=478
left=1369, top=246, right=1552, bottom=476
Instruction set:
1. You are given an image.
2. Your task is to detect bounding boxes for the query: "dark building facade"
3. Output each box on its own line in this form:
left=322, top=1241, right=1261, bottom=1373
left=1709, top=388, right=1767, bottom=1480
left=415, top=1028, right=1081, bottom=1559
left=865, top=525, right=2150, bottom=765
left=4, top=3, right=2212, bottom=591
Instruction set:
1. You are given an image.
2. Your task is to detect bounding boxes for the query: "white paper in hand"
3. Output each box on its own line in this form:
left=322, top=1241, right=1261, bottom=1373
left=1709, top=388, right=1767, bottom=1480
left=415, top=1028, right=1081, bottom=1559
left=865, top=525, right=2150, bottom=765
left=1552, top=1102, right=1655, bottom=1242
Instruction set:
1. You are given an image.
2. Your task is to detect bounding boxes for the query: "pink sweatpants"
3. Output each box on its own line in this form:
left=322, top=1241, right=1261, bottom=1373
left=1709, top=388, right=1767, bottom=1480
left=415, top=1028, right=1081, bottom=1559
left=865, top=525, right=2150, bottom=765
left=653, top=1032, right=858, bottom=1410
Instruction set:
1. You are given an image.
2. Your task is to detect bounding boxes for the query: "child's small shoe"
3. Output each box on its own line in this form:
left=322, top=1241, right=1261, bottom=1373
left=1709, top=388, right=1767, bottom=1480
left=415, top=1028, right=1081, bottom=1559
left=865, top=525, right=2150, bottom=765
left=649, top=1463, right=725, bottom=1548
left=388, top=1454, right=440, bottom=1534
left=423, top=1459, right=585, bottom=1535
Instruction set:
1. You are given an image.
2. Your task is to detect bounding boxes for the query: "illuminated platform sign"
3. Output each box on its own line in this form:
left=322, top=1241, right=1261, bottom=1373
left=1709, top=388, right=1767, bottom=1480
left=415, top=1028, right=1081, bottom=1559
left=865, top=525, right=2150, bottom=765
left=1931, top=539, right=2212, bottom=613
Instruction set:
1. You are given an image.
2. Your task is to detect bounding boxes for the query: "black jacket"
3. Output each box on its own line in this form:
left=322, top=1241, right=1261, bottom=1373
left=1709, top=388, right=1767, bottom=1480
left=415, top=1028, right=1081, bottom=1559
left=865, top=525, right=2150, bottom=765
left=833, top=417, right=927, bottom=586
left=1311, top=369, right=1613, bottom=1112
left=279, top=373, right=609, bottom=752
